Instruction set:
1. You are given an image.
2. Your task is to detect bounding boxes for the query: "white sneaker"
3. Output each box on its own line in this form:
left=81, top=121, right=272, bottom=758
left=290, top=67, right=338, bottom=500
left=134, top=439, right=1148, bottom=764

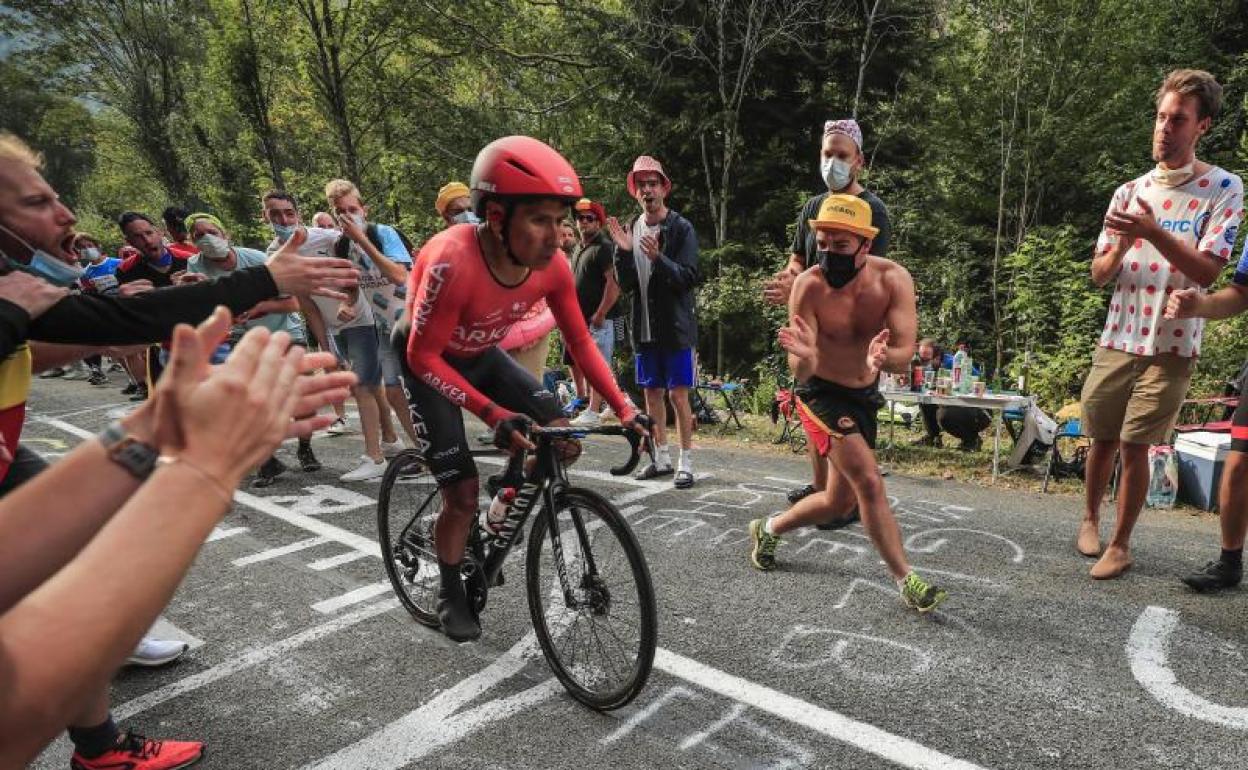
left=600, top=405, right=614, bottom=420
left=127, top=636, right=189, bottom=667
left=325, top=416, right=354, bottom=436
left=340, top=455, right=387, bottom=482
left=381, top=439, right=405, bottom=457
left=569, top=409, right=602, bottom=428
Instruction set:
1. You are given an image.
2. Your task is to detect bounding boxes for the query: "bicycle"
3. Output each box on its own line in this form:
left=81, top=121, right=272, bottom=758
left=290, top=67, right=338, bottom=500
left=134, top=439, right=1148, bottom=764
left=377, top=423, right=658, bottom=711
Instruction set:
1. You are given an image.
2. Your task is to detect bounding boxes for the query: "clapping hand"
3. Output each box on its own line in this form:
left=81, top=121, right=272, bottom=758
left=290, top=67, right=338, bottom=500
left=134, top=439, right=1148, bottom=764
left=866, top=329, right=890, bottom=376
left=777, top=315, right=816, bottom=361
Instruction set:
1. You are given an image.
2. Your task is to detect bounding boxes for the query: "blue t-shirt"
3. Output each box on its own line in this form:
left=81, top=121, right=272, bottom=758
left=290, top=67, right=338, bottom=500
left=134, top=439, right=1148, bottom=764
left=189, top=247, right=306, bottom=341
left=1231, top=230, right=1248, bottom=286
left=79, top=257, right=121, bottom=295
left=350, top=223, right=411, bottom=335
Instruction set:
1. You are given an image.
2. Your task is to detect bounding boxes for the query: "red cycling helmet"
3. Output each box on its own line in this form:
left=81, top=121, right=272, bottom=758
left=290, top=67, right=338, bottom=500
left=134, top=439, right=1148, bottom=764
left=470, top=136, right=583, bottom=216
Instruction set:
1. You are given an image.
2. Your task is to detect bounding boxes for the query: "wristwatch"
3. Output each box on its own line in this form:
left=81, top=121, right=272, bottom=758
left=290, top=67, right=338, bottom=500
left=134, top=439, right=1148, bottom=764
left=98, top=420, right=160, bottom=479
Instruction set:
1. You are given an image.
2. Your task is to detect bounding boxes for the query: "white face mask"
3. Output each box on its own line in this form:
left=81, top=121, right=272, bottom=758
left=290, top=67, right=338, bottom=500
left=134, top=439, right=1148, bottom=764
left=1153, top=161, right=1196, bottom=188
left=81, top=247, right=101, bottom=263
left=821, top=157, right=855, bottom=192
left=349, top=213, right=366, bottom=230
left=195, top=233, right=231, bottom=262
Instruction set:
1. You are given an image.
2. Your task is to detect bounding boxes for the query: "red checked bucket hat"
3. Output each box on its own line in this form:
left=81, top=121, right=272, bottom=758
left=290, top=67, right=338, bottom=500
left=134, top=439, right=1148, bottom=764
left=626, top=155, right=672, bottom=197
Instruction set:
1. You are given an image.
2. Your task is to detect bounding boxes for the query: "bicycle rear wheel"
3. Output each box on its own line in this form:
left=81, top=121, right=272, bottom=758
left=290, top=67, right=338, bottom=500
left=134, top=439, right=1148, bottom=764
left=377, top=449, right=442, bottom=626
left=525, top=487, right=656, bottom=710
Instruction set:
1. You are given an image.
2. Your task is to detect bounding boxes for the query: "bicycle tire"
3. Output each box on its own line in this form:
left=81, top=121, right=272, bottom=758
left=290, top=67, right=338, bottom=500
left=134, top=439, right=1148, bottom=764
left=525, top=487, right=657, bottom=710
left=377, top=449, right=442, bottom=627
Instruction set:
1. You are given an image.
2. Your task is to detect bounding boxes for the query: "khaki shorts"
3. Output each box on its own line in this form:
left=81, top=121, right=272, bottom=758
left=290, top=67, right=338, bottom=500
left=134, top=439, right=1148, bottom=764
left=1080, top=346, right=1194, bottom=445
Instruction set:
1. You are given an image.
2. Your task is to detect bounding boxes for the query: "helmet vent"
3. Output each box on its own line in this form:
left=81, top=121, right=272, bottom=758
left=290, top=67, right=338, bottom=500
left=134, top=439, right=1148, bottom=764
left=505, top=158, right=536, bottom=178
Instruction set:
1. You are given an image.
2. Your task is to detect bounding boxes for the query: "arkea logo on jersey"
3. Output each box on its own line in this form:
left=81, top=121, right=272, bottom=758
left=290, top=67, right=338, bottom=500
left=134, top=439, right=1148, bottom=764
left=413, top=262, right=451, bottom=335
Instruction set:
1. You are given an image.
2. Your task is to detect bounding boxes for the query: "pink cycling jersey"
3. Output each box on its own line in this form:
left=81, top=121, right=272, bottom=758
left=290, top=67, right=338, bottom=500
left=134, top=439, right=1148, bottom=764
left=405, top=224, right=634, bottom=427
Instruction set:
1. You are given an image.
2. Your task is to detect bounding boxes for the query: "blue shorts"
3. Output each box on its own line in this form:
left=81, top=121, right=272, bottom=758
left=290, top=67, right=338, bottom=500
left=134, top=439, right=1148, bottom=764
left=333, top=325, right=382, bottom=387
left=377, top=326, right=402, bottom=387
left=635, top=346, right=695, bottom=390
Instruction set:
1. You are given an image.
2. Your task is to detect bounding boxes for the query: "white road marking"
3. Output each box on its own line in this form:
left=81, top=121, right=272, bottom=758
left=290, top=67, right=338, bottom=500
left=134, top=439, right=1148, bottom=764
left=655, top=648, right=989, bottom=770
left=311, top=582, right=393, bottom=613
left=206, top=526, right=250, bottom=542
left=232, top=536, right=332, bottom=566
left=301, top=632, right=557, bottom=770
left=308, top=550, right=371, bottom=570
left=1127, top=605, right=1248, bottom=731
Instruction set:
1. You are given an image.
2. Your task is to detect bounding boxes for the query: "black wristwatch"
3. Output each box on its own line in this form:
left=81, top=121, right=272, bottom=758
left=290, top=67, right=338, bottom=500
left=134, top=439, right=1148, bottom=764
left=99, top=421, right=160, bottom=479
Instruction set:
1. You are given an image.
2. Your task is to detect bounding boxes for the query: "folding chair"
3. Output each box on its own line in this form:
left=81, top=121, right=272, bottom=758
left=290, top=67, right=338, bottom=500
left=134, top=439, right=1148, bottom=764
left=696, top=379, right=746, bottom=430
left=1043, top=418, right=1090, bottom=492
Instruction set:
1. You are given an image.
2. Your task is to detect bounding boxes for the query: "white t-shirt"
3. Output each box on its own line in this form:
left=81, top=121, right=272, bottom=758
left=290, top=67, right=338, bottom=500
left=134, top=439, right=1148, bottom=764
left=266, top=227, right=374, bottom=333
left=1096, top=166, right=1243, bottom=358
left=631, top=220, right=661, bottom=344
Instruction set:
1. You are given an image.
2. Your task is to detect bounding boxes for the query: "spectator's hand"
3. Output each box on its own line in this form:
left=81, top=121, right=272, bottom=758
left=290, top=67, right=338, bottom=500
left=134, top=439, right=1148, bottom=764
left=640, top=233, right=660, bottom=261
left=866, top=328, right=890, bottom=376
left=777, top=315, right=816, bottom=361
left=1165, top=287, right=1203, bottom=320
left=0, top=272, right=69, bottom=318
left=762, top=269, right=795, bottom=306
left=336, top=301, right=358, bottom=324
left=605, top=217, right=631, bottom=252
left=118, top=279, right=155, bottom=297
left=265, top=227, right=359, bottom=302
left=339, top=213, right=366, bottom=244
left=1104, top=198, right=1159, bottom=243
left=172, top=270, right=207, bottom=286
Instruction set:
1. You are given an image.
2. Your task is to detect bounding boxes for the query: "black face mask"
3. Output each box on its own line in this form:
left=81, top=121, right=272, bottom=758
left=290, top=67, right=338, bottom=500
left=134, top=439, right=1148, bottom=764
left=817, top=246, right=863, bottom=289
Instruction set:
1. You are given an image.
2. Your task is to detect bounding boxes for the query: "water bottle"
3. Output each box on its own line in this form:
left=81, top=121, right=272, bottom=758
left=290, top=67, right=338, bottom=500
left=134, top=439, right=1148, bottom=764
left=959, top=350, right=974, bottom=394
left=486, top=487, right=517, bottom=535
left=951, top=349, right=968, bottom=393
left=1146, top=447, right=1177, bottom=508
left=923, top=365, right=935, bottom=393
left=910, top=352, right=923, bottom=392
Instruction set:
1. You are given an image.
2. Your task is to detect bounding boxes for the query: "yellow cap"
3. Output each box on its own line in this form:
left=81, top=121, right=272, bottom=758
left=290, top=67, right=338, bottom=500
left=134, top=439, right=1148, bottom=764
left=808, top=194, right=878, bottom=239
left=435, top=182, right=471, bottom=215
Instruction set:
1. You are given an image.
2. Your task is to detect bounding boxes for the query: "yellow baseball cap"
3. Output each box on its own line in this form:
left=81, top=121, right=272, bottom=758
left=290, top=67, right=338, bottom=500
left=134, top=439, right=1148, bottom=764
left=808, top=194, right=878, bottom=239
left=435, top=182, right=471, bottom=215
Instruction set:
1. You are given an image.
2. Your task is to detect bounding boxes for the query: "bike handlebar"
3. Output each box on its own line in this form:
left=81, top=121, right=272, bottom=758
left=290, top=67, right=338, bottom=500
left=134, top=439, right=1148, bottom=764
left=528, top=421, right=655, bottom=477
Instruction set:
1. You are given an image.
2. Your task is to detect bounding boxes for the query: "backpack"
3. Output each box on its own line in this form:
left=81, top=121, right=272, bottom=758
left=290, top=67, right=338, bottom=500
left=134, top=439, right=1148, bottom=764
left=334, top=223, right=416, bottom=262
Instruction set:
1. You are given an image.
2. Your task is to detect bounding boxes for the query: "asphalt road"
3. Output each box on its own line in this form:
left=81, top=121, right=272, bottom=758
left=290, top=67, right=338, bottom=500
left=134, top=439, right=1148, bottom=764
left=26, top=371, right=1248, bottom=770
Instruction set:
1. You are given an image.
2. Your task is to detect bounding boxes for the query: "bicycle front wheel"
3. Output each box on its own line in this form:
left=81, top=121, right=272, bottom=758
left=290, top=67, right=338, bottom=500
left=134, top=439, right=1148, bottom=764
left=377, top=449, right=441, bottom=627
left=525, top=488, right=657, bottom=710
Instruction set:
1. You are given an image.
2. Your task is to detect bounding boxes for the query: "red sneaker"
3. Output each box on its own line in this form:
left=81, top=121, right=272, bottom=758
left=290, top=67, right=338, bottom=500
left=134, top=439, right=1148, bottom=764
left=71, top=731, right=203, bottom=770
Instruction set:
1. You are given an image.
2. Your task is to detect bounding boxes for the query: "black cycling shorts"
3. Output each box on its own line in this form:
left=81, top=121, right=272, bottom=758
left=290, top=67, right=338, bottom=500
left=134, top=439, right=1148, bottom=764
left=392, top=325, right=564, bottom=487
left=795, top=376, right=886, bottom=452
left=1232, top=373, right=1248, bottom=453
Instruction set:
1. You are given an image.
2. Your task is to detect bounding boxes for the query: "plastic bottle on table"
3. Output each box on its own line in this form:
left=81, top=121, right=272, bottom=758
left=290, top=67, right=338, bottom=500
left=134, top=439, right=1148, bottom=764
left=951, top=348, right=968, bottom=394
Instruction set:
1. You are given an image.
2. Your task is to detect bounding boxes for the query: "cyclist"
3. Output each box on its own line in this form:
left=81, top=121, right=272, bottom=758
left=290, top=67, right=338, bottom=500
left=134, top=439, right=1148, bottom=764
left=396, top=136, right=646, bottom=642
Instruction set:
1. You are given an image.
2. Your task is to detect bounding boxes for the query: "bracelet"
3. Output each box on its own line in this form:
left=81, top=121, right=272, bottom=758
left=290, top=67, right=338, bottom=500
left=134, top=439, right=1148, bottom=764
left=156, top=456, right=236, bottom=507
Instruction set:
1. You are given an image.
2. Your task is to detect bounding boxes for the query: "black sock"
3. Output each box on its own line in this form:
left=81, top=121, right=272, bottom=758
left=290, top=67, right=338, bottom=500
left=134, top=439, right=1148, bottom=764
left=1221, top=548, right=1242, bottom=569
left=299, top=437, right=311, bottom=451
left=439, top=560, right=464, bottom=594
left=68, top=715, right=120, bottom=758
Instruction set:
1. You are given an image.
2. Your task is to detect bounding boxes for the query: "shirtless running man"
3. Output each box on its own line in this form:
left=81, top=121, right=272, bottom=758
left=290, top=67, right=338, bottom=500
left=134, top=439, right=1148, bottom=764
left=747, top=194, right=947, bottom=612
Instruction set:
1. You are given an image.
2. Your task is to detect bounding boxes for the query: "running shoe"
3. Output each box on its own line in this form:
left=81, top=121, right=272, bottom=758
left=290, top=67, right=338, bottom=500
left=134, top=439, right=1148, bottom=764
left=252, top=456, right=287, bottom=488
left=325, top=416, right=352, bottom=435
left=748, top=518, right=781, bottom=571
left=39, top=367, right=66, bottom=379
left=381, top=439, right=406, bottom=458
left=126, top=637, right=189, bottom=667
left=786, top=484, right=817, bottom=504
left=1182, top=559, right=1242, bottom=592
left=569, top=409, right=602, bottom=428
left=900, top=572, right=948, bottom=613
left=340, top=455, right=386, bottom=482
left=121, top=382, right=138, bottom=395
left=297, top=444, right=322, bottom=472
left=71, top=732, right=203, bottom=770
left=88, top=369, right=108, bottom=386
left=129, top=385, right=149, bottom=402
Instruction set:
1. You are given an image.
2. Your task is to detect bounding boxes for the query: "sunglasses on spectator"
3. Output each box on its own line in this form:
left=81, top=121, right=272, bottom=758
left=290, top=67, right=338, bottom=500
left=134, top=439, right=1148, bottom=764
left=576, top=214, right=598, bottom=222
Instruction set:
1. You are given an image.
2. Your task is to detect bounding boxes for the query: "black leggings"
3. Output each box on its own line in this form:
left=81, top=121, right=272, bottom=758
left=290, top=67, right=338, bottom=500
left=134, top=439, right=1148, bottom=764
left=391, top=327, right=563, bottom=487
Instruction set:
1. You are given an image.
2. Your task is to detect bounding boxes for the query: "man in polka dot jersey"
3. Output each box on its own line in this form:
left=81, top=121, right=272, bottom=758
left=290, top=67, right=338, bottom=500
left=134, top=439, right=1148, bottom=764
left=1077, top=69, right=1243, bottom=580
